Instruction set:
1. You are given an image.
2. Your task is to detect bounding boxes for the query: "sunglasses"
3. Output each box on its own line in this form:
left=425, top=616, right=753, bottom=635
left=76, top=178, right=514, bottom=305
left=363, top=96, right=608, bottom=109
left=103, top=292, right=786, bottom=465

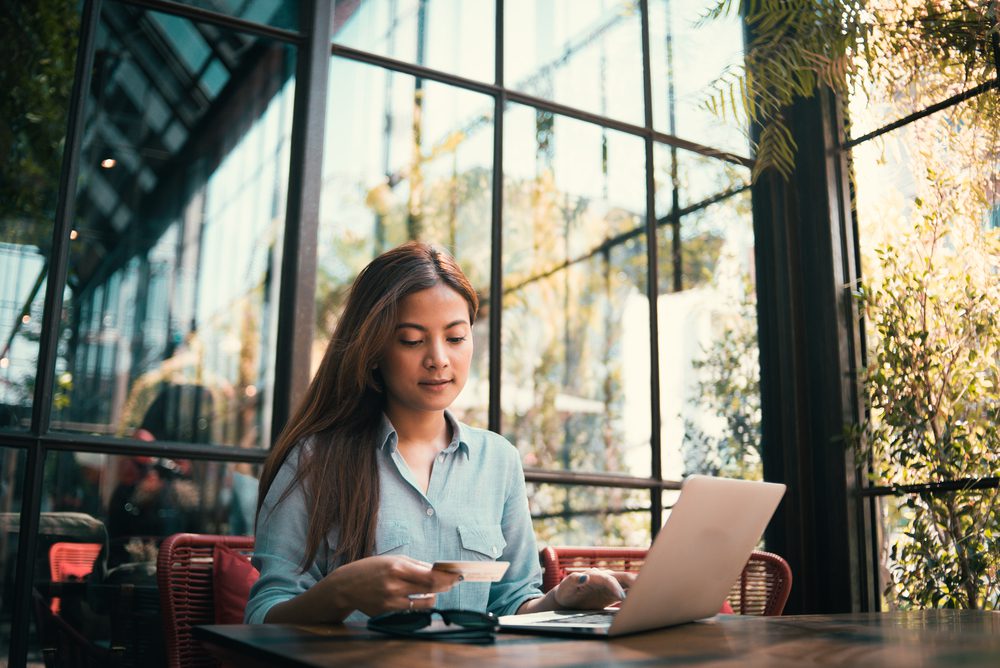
left=367, top=609, right=499, bottom=643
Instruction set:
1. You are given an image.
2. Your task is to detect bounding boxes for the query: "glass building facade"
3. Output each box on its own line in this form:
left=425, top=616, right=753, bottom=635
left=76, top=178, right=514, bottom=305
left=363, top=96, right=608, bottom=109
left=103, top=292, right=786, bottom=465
left=7, top=0, right=994, bottom=664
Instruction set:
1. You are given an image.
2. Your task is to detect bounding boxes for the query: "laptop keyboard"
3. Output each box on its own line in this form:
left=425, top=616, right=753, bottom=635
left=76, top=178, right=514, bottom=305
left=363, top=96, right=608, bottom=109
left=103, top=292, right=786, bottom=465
left=549, top=611, right=618, bottom=625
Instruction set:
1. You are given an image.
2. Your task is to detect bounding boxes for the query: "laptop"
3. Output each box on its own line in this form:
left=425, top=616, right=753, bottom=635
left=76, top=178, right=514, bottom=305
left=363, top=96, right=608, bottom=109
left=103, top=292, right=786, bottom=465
left=498, top=475, right=786, bottom=637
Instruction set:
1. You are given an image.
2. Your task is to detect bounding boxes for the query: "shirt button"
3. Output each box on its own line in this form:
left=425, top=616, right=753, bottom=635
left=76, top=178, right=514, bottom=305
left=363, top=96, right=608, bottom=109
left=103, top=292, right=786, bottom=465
left=438, top=454, right=445, bottom=463
left=426, top=507, right=434, bottom=517
left=491, top=545, right=498, bottom=555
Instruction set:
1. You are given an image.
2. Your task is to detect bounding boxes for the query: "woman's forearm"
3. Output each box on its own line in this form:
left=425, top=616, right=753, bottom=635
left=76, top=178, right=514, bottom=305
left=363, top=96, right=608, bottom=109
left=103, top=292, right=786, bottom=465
left=262, top=570, right=355, bottom=624
left=516, top=588, right=561, bottom=614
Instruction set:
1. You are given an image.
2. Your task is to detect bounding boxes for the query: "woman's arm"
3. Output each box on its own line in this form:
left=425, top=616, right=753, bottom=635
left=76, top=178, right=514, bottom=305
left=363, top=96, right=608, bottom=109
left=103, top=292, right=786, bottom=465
left=248, top=443, right=460, bottom=624
left=264, top=555, right=459, bottom=623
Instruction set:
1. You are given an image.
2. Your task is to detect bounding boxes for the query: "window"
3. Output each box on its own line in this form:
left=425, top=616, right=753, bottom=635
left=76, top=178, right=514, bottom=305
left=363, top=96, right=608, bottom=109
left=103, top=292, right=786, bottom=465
left=3, top=0, right=765, bottom=662
left=847, top=7, right=1000, bottom=610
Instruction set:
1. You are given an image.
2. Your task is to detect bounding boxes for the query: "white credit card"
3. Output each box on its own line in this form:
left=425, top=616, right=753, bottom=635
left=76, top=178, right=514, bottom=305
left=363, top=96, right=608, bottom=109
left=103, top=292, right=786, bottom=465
left=432, top=560, right=510, bottom=582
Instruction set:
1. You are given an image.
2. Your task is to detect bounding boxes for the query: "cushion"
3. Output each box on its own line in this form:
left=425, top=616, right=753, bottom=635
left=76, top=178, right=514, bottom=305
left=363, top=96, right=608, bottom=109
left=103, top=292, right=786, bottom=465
left=212, top=544, right=260, bottom=624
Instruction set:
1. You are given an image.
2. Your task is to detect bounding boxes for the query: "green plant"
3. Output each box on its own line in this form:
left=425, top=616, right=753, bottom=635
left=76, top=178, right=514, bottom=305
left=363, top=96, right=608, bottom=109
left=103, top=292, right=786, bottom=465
left=1, top=0, right=80, bottom=247
left=856, top=176, right=1000, bottom=609
left=703, top=0, right=999, bottom=179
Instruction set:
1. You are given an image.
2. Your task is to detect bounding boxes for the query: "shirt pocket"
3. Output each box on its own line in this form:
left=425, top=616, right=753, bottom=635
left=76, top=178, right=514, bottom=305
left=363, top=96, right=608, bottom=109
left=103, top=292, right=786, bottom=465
left=375, top=521, right=412, bottom=555
left=457, top=525, right=507, bottom=561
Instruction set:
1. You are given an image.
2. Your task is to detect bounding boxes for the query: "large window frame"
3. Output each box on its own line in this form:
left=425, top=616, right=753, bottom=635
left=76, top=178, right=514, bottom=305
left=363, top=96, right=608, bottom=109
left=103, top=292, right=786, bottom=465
left=843, top=34, right=1000, bottom=609
left=4, top=1, right=767, bottom=663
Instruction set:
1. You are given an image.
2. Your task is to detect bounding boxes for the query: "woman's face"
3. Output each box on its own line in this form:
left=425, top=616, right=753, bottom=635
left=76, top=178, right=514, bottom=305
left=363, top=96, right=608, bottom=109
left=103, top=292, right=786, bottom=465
left=378, top=283, right=473, bottom=418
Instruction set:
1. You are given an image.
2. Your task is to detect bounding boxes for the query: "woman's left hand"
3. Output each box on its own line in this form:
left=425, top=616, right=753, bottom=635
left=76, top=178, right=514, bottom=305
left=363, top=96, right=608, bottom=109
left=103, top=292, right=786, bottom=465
left=552, top=568, right=635, bottom=610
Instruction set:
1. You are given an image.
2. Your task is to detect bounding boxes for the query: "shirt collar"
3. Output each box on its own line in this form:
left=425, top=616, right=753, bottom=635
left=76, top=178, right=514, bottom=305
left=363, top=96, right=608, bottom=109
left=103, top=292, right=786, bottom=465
left=377, top=410, right=470, bottom=459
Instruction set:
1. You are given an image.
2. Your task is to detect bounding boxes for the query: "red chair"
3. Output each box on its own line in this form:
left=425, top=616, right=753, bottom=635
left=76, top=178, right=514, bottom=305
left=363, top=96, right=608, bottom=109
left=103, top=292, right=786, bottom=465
left=48, top=542, right=103, bottom=613
left=539, top=546, right=792, bottom=616
left=157, top=533, right=255, bottom=668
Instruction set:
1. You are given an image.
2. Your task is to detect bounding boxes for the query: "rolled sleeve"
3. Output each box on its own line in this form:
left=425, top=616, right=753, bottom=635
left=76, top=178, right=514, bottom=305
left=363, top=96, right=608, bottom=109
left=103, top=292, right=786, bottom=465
left=487, top=448, right=544, bottom=616
left=245, top=444, right=327, bottom=624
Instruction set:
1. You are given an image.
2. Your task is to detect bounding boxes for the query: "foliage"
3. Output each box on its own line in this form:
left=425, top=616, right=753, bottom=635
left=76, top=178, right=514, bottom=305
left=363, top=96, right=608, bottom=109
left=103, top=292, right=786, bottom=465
left=682, top=278, right=762, bottom=480
left=856, top=174, right=1000, bottom=609
left=703, top=0, right=999, bottom=180
left=0, top=0, right=80, bottom=248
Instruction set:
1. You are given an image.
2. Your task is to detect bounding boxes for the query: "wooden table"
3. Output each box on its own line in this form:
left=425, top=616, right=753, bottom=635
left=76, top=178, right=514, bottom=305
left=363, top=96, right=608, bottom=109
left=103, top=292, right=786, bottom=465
left=194, top=610, right=1000, bottom=667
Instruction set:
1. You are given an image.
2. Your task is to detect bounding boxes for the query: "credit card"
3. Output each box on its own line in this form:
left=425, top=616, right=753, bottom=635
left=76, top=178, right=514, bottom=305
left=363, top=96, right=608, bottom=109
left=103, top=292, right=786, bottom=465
left=432, top=560, right=510, bottom=582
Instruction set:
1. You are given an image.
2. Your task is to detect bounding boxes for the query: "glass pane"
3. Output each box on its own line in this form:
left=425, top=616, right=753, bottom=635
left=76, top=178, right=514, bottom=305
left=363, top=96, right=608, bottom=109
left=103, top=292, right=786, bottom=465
left=502, top=105, right=650, bottom=477
left=854, top=97, right=1000, bottom=488
left=877, top=491, right=1000, bottom=610
left=529, top=483, right=651, bottom=547
left=505, top=0, right=644, bottom=126
left=656, top=154, right=759, bottom=482
left=33, top=449, right=258, bottom=661
left=0, top=447, right=26, bottom=662
left=52, top=3, right=296, bottom=448
left=648, top=0, right=748, bottom=156
left=174, top=0, right=299, bottom=31
left=318, top=57, right=494, bottom=425
left=654, top=143, right=751, bottom=215
left=847, top=4, right=996, bottom=140
left=333, top=0, right=494, bottom=83
left=0, top=3, right=82, bottom=432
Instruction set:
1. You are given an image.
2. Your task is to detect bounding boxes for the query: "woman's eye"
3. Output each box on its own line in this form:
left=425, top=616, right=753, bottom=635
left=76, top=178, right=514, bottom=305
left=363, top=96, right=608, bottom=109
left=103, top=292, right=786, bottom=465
left=399, top=339, right=422, bottom=347
left=447, top=337, right=467, bottom=344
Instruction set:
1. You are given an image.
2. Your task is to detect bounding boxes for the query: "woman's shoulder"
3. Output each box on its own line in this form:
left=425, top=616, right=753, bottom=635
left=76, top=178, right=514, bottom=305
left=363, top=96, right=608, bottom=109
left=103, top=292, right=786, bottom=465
left=455, top=420, right=518, bottom=458
left=272, top=434, right=317, bottom=474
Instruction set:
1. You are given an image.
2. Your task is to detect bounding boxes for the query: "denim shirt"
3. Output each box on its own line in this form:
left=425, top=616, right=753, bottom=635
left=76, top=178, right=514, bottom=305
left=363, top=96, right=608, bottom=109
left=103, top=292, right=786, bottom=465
left=245, top=411, right=544, bottom=624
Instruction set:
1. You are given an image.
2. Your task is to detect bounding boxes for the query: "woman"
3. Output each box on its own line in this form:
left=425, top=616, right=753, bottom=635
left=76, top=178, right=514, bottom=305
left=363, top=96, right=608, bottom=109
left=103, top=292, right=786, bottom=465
left=246, top=241, right=631, bottom=624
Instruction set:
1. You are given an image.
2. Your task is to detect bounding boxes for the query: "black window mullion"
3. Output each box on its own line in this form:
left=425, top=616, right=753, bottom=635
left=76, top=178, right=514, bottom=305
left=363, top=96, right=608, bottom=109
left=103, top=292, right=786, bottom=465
left=488, top=0, right=504, bottom=433
left=10, top=1, right=103, bottom=664
left=270, top=0, right=330, bottom=443
left=639, top=0, right=663, bottom=534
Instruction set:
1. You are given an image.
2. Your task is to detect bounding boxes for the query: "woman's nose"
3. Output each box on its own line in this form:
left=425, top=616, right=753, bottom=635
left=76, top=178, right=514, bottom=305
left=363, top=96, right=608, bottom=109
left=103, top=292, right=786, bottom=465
left=424, top=340, right=449, bottom=369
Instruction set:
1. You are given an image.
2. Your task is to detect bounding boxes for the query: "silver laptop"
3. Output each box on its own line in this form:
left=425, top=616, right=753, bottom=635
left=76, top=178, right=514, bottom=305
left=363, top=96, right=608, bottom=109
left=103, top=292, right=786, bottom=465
left=499, top=475, right=786, bottom=637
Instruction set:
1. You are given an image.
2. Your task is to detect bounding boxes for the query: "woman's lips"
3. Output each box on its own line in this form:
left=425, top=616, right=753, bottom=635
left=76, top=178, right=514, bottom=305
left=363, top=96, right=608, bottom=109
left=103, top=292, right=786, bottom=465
left=420, top=379, right=453, bottom=390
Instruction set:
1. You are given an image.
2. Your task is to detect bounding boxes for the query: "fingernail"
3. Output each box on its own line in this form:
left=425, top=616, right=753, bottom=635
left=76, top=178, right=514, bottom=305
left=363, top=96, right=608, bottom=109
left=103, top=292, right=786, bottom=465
left=577, top=574, right=588, bottom=584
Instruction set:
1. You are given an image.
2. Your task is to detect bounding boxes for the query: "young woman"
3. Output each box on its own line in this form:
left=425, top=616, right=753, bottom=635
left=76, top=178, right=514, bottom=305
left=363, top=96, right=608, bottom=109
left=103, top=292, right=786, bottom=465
left=245, top=241, right=632, bottom=624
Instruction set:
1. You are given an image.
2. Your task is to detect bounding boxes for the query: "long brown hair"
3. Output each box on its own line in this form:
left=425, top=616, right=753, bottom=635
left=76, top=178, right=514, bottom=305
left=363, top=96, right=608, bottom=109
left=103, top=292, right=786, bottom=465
left=256, top=241, right=479, bottom=569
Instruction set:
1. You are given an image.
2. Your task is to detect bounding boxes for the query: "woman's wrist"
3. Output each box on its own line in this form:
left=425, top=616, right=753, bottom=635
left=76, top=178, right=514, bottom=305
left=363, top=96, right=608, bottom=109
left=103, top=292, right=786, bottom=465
left=517, top=588, right=561, bottom=614
left=264, top=569, right=355, bottom=624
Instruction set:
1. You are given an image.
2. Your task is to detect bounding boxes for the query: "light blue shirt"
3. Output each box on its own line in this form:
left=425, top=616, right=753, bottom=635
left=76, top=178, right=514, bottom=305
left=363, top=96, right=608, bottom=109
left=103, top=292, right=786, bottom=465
left=245, top=411, right=544, bottom=624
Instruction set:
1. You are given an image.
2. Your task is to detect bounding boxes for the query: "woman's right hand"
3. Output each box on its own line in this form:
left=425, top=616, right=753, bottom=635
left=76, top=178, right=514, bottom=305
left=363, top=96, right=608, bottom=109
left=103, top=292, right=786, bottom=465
left=264, top=554, right=461, bottom=624
left=326, top=555, right=461, bottom=617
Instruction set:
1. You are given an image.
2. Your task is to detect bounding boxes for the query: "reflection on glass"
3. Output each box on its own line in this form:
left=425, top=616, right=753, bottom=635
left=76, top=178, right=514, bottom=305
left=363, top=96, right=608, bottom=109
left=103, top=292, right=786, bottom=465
left=657, top=186, right=759, bottom=481
left=174, top=0, right=298, bottom=31
left=34, top=449, right=258, bottom=661
left=0, top=4, right=81, bottom=431
left=528, top=483, right=650, bottom=547
left=332, top=0, right=494, bottom=83
left=51, top=4, right=296, bottom=448
left=648, top=0, right=748, bottom=155
left=502, top=105, right=649, bottom=476
left=0, top=447, right=24, bottom=660
left=318, top=57, right=494, bottom=425
left=42, top=451, right=257, bottom=564
left=505, top=0, right=644, bottom=126
left=0, top=249, right=47, bottom=431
